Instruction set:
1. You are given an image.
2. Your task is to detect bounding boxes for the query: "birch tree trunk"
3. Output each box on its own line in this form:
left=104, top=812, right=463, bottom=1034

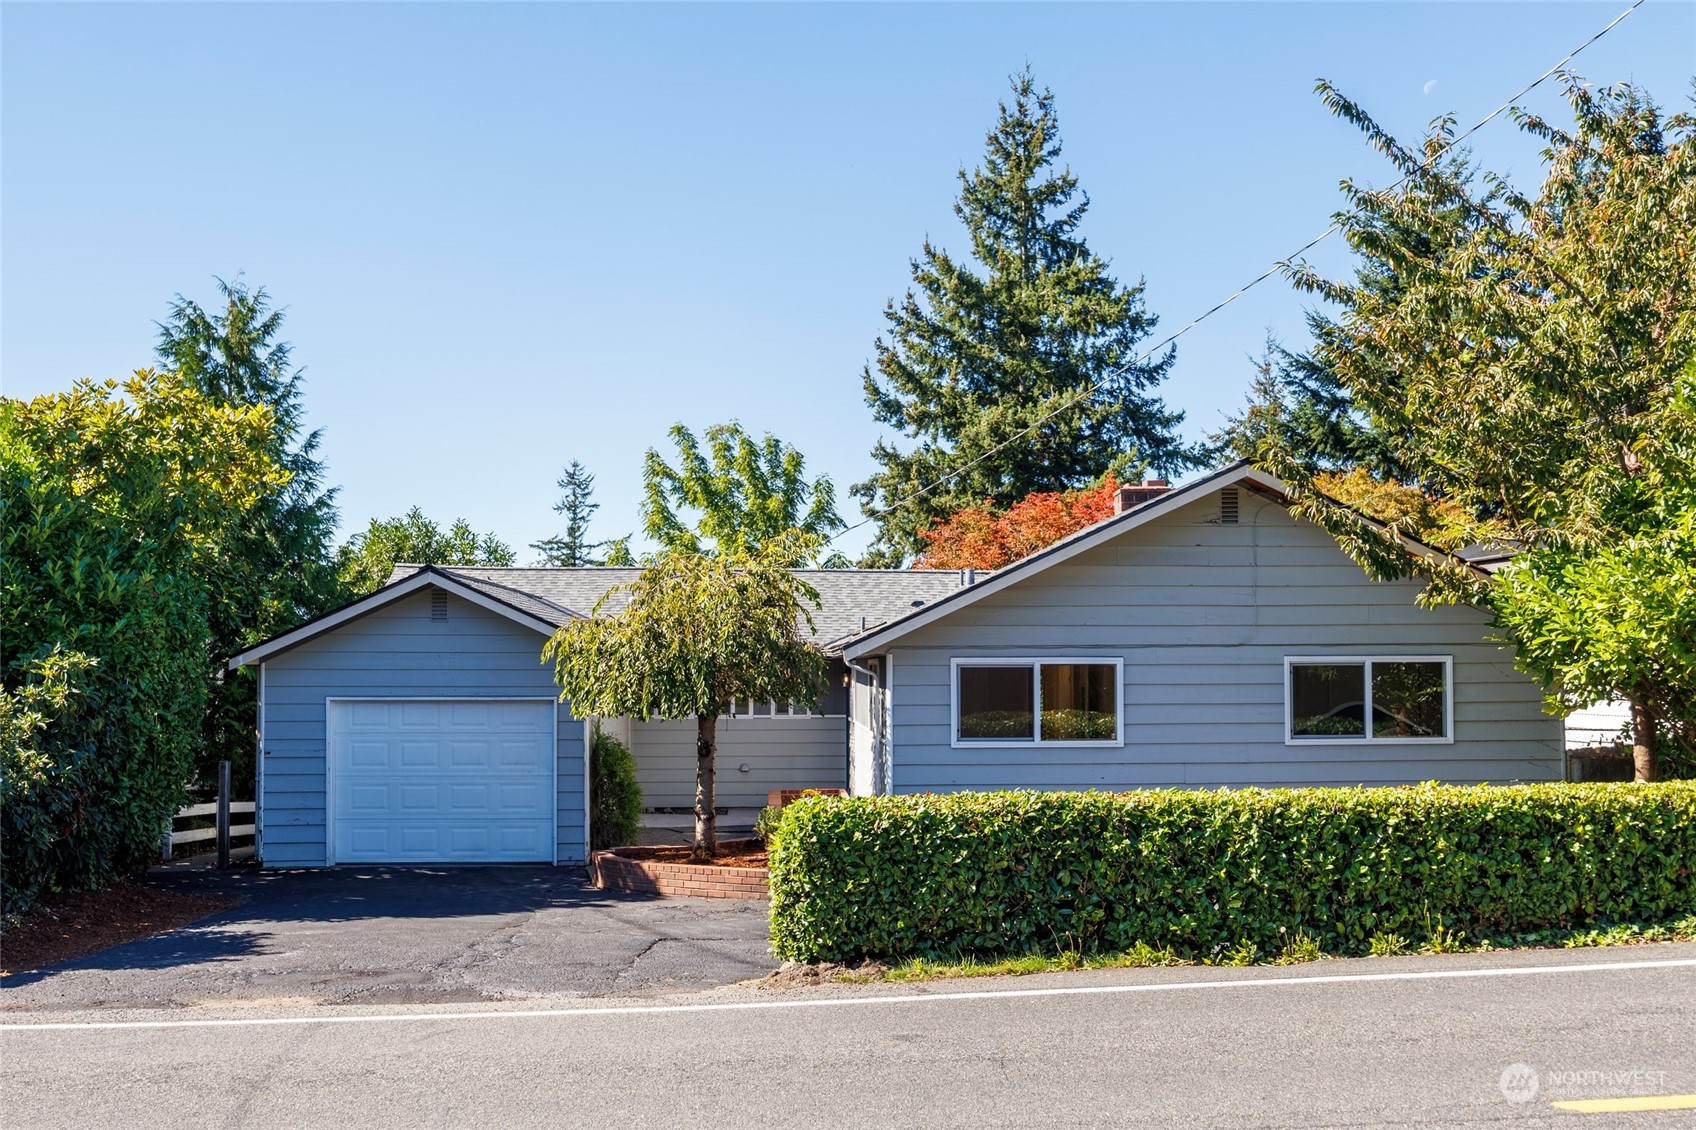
left=693, top=713, right=718, bottom=860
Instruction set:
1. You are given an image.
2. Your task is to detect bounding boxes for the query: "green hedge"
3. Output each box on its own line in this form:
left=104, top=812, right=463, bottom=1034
left=767, top=784, right=1696, bottom=963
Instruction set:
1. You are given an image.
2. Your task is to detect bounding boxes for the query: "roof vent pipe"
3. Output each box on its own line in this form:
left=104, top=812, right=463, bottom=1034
left=961, top=568, right=976, bottom=586
left=1114, top=479, right=1173, bottom=514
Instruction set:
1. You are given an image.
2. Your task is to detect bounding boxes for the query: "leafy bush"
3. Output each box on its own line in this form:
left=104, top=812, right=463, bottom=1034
left=767, top=784, right=1696, bottom=964
left=1, top=374, right=279, bottom=915
left=589, top=726, right=642, bottom=850
left=753, top=805, right=783, bottom=845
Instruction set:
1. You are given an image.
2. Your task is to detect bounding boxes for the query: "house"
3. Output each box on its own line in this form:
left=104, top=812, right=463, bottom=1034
left=228, top=564, right=964, bottom=867
left=229, top=463, right=1563, bottom=869
left=833, top=464, right=1562, bottom=796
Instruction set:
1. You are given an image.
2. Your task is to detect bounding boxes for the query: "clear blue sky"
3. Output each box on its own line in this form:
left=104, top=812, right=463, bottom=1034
left=4, top=2, right=1692, bottom=562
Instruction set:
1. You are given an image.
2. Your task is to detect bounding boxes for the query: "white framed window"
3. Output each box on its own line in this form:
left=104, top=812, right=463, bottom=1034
left=1285, top=656, right=1453, bottom=745
left=951, top=658, right=1123, bottom=747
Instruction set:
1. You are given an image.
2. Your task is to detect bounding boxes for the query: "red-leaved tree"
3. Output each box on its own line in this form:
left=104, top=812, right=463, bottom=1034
left=915, top=477, right=1119, bottom=571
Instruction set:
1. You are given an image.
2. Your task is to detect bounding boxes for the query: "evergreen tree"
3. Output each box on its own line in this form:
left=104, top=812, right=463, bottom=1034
left=853, top=68, right=1202, bottom=565
left=156, top=278, right=343, bottom=790
left=532, top=460, right=615, bottom=566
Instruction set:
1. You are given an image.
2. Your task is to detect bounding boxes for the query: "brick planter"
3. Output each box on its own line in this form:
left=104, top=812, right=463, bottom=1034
left=591, top=838, right=769, bottom=900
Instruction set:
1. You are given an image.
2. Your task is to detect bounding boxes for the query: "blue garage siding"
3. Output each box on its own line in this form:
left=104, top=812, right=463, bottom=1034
left=259, top=588, right=586, bottom=866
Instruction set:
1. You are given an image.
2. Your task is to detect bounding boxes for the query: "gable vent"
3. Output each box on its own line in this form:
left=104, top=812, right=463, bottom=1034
left=1220, top=488, right=1240, bottom=525
left=430, top=591, right=449, bottom=622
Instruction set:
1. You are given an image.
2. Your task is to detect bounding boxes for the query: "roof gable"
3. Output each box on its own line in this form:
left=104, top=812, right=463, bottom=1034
left=838, top=462, right=1474, bottom=658
left=227, top=566, right=569, bottom=669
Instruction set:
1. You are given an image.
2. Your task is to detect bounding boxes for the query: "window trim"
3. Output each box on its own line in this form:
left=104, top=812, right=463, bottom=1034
left=950, top=657, right=1125, bottom=748
left=724, top=699, right=845, bottom=720
left=1283, top=655, right=1455, bottom=746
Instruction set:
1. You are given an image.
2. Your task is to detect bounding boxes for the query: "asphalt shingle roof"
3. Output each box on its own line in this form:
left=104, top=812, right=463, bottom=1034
left=390, top=565, right=973, bottom=644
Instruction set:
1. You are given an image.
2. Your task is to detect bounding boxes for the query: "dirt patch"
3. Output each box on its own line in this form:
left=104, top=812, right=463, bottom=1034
left=757, top=959, right=891, bottom=988
left=1, top=882, right=239, bottom=976
left=617, top=844, right=770, bottom=869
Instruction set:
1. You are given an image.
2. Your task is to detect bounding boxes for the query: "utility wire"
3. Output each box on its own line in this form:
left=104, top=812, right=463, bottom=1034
left=828, top=0, right=1647, bottom=548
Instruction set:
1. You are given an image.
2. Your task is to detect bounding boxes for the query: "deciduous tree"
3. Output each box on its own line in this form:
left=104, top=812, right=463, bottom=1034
left=1, top=371, right=281, bottom=911
left=1273, top=77, right=1695, bottom=779
left=642, top=423, right=843, bottom=565
left=337, top=507, right=517, bottom=594
left=914, top=476, right=1119, bottom=571
left=544, top=544, right=824, bottom=859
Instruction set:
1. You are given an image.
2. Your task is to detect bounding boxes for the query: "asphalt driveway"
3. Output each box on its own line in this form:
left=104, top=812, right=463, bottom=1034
left=0, top=863, right=775, bottom=1012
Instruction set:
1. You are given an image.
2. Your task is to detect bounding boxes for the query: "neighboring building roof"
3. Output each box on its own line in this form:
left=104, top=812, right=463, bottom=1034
left=837, top=462, right=1480, bottom=659
left=411, top=566, right=972, bottom=644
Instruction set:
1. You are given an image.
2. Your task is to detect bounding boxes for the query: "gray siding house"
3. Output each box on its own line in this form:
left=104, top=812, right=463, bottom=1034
left=838, top=465, right=1564, bottom=794
left=230, top=463, right=1563, bottom=868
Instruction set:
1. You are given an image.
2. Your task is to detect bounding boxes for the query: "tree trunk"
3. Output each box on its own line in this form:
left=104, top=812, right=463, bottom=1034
left=693, top=713, right=718, bottom=860
left=1630, top=699, right=1658, bottom=783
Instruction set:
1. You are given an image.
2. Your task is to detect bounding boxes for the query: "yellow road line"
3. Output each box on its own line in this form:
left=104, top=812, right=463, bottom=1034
left=1551, top=1094, right=1696, bottom=1113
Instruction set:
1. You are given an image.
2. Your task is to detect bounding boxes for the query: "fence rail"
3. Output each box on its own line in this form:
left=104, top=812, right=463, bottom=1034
left=161, top=760, right=253, bottom=866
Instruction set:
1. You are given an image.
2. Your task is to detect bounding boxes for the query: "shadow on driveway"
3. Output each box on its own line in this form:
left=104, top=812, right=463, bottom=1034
left=1, top=864, right=774, bottom=1009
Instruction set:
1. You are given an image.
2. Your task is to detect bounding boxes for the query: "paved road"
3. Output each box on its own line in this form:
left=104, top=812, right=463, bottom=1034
left=5, top=945, right=1693, bottom=1128
left=0, top=865, right=773, bottom=1008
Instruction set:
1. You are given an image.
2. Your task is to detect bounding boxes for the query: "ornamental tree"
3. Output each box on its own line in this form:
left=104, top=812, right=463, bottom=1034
left=543, top=543, right=825, bottom=858
left=914, top=476, right=1119, bottom=571
left=853, top=67, right=1201, bottom=565
left=1272, top=77, right=1695, bottom=779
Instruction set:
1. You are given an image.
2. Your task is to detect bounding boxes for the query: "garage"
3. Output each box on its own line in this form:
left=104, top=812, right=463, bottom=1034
left=328, top=698, right=556, bottom=864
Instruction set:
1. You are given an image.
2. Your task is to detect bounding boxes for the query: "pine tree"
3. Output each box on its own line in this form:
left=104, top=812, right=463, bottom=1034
left=532, top=460, right=612, bottom=566
left=853, top=68, right=1202, bottom=565
left=156, top=277, right=343, bottom=790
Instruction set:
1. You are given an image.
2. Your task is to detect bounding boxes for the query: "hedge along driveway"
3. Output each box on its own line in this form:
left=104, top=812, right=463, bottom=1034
left=766, top=784, right=1696, bottom=964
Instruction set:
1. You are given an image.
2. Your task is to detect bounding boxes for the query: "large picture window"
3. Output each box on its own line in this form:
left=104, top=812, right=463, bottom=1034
left=953, top=659, right=1122, bottom=745
left=1286, top=656, right=1451, bottom=743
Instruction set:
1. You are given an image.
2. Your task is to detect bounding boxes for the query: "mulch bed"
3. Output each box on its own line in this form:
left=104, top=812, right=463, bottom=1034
left=1, top=882, right=239, bottom=976
left=622, top=844, right=770, bottom=869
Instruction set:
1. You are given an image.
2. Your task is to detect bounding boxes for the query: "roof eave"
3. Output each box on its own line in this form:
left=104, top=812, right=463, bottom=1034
left=227, top=565, right=568, bottom=669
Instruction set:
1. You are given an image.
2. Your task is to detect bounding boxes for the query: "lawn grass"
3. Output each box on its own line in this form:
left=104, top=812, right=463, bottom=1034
left=836, top=914, right=1696, bottom=984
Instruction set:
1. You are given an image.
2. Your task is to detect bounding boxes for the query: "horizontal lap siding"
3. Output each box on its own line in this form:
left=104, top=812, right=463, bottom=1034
left=260, top=590, right=586, bottom=867
left=889, top=491, right=1561, bottom=794
left=630, top=716, right=846, bottom=808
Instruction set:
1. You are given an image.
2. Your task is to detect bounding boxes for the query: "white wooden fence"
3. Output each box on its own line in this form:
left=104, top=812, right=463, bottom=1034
left=161, top=761, right=254, bottom=865
left=161, top=801, right=255, bottom=860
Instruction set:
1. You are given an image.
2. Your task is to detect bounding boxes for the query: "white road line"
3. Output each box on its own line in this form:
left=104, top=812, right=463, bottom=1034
left=4, top=956, right=1693, bottom=1033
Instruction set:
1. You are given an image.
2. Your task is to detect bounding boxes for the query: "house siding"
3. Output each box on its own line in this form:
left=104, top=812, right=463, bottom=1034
left=628, top=715, right=846, bottom=808
left=260, top=589, right=586, bottom=866
left=884, top=490, right=1563, bottom=793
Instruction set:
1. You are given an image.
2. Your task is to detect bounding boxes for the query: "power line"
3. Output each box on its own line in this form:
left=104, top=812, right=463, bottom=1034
left=829, top=0, right=1647, bottom=549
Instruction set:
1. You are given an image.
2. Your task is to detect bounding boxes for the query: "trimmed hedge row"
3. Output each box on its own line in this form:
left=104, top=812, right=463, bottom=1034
left=766, top=784, right=1696, bottom=963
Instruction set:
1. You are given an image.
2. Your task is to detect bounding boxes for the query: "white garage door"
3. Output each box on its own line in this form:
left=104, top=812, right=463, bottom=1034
left=329, top=699, right=555, bottom=864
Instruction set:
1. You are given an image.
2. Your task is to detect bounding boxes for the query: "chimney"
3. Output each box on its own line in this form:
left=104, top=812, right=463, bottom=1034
left=1114, top=479, right=1172, bottom=514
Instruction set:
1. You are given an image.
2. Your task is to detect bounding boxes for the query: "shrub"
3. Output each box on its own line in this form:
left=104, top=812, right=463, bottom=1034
left=767, top=784, right=1696, bottom=964
left=753, top=805, right=783, bottom=845
left=588, top=726, right=642, bottom=851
